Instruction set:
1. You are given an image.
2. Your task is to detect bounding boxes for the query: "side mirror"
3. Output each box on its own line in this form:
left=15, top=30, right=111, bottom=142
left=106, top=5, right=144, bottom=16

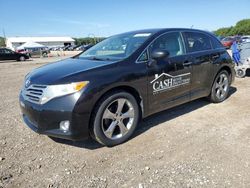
left=151, top=49, right=170, bottom=60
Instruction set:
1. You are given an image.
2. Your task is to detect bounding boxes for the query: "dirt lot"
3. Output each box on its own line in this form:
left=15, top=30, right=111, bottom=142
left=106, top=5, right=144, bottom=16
left=0, top=57, right=250, bottom=188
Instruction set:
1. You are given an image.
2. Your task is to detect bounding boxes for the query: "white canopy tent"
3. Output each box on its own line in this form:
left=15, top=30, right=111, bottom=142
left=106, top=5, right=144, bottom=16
left=16, top=41, right=45, bottom=49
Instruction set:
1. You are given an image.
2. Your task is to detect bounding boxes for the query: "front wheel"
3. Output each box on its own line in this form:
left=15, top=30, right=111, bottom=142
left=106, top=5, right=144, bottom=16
left=209, top=70, right=230, bottom=103
left=19, top=56, right=26, bottom=61
left=91, top=91, right=140, bottom=146
left=42, top=52, right=48, bottom=57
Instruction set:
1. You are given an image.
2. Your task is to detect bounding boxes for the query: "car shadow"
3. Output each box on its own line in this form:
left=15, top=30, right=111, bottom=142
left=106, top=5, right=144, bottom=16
left=133, top=86, right=237, bottom=139
left=50, top=86, right=237, bottom=150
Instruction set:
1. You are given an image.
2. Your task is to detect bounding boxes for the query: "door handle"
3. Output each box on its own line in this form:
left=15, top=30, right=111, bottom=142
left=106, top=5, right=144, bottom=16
left=212, top=54, right=220, bottom=59
left=183, top=61, right=192, bottom=66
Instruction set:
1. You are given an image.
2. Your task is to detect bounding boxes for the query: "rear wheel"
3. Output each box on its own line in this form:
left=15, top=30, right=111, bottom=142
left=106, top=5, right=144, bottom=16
left=91, top=91, right=139, bottom=146
left=209, top=70, right=230, bottom=103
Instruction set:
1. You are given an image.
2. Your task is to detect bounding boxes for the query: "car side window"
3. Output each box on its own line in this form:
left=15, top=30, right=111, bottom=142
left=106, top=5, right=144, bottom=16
left=149, top=32, right=185, bottom=58
left=211, top=37, right=224, bottom=49
left=137, top=50, right=148, bottom=62
left=184, top=32, right=212, bottom=53
left=4, top=49, right=13, bottom=54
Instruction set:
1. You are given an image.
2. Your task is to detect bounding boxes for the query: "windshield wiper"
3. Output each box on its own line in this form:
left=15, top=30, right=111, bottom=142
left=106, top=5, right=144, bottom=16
left=89, top=56, right=111, bottom=61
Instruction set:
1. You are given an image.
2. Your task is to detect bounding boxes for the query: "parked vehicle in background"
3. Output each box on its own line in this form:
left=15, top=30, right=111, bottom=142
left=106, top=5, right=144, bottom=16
left=63, top=45, right=72, bottom=51
left=76, top=44, right=93, bottom=51
left=0, top=47, right=29, bottom=61
left=234, top=36, right=242, bottom=43
left=67, top=45, right=81, bottom=51
left=19, top=28, right=235, bottom=146
left=217, top=36, right=225, bottom=41
left=241, top=35, right=250, bottom=43
left=221, top=37, right=235, bottom=48
left=17, top=47, right=50, bottom=57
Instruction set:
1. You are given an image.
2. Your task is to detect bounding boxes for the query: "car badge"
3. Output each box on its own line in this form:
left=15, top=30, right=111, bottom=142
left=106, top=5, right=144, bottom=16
left=25, top=79, right=31, bottom=88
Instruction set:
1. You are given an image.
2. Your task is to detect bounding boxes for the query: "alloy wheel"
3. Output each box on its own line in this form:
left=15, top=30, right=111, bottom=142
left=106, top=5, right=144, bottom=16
left=101, top=98, right=135, bottom=140
left=20, top=56, right=25, bottom=61
left=215, top=73, right=229, bottom=100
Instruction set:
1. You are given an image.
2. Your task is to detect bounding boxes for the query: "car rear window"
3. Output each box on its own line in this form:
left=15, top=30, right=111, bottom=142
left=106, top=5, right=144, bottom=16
left=211, top=37, right=224, bottom=49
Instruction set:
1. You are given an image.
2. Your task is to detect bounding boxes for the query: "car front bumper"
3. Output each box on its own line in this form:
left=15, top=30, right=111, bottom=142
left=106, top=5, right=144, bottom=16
left=19, top=93, right=91, bottom=141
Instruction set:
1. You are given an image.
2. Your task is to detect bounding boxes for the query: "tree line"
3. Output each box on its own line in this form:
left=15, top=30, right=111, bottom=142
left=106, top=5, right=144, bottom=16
left=0, top=37, right=5, bottom=47
left=214, top=19, right=250, bottom=36
left=73, top=37, right=106, bottom=45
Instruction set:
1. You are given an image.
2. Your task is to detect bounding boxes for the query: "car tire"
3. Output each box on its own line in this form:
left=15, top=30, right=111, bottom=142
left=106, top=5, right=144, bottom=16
left=42, top=52, right=47, bottom=57
left=91, top=90, right=140, bottom=147
left=236, top=69, right=245, bottom=78
left=19, top=56, right=26, bottom=61
left=209, top=70, right=230, bottom=103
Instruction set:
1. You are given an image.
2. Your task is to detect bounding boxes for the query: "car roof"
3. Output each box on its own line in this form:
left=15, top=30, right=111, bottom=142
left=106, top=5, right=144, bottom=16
left=119, top=28, right=214, bottom=37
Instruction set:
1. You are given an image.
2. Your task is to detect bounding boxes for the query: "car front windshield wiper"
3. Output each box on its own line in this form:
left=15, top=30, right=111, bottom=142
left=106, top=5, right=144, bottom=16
left=87, top=56, right=112, bottom=61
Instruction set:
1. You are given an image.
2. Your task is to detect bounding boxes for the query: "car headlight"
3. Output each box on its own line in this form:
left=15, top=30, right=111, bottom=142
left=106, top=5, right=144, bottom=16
left=40, top=81, right=89, bottom=104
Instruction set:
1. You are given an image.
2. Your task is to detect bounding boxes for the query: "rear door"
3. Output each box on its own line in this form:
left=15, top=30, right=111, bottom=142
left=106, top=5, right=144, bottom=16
left=182, top=31, right=214, bottom=99
left=146, top=31, right=192, bottom=114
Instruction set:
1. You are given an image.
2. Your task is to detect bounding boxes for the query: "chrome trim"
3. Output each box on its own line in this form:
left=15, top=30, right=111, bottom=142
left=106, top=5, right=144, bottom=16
left=135, top=30, right=222, bottom=64
left=22, top=84, right=47, bottom=104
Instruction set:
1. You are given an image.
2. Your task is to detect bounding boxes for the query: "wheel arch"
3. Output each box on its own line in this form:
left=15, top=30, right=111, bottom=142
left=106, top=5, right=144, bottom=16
left=218, top=65, right=233, bottom=84
left=89, top=85, right=145, bottom=129
left=210, top=65, right=233, bottom=88
left=208, top=65, right=233, bottom=96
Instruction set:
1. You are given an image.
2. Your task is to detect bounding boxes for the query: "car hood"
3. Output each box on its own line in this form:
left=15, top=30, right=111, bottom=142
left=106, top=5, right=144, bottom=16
left=27, top=58, right=116, bottom=85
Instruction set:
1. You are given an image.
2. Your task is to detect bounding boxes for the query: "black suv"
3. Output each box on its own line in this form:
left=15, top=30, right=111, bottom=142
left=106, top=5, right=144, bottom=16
left=0, top=48, right=29, bottom=61
left=19, top=28, right=235, bottom=146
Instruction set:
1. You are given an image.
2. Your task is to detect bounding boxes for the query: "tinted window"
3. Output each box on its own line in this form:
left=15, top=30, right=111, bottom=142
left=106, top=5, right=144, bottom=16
left=3, top=49, right=13, bottom=54
left=138, top=50, right=148, bottom=62
left=184, top=32, right=212, bottom=52
left=79, top=32, right=152, bottom=61
left=211, top=37, right=224, bottom=49
left=149, top=32, right=184, bottom=57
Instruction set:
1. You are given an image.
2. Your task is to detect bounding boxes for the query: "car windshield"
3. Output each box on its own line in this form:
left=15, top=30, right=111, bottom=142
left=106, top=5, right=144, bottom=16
left=78, top=32, right=152, bottom=61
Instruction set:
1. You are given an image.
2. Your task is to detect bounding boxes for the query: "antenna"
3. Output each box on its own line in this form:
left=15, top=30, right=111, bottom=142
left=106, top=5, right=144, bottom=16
left=190, top=25, right=194, bottom=29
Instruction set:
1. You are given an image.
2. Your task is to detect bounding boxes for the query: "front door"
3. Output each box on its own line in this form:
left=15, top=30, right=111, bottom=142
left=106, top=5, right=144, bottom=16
left=147, top=32, right=192, bottom=114
left=3, top=49, right=16, bottom=60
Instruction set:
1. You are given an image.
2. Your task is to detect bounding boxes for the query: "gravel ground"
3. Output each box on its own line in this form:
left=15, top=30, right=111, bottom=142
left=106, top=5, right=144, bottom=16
left=0, top=57, right=250, bottom=188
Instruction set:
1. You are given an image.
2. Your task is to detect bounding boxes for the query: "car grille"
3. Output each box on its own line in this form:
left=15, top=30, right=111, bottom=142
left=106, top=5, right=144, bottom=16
left=22, top=85, right=47, bottom=104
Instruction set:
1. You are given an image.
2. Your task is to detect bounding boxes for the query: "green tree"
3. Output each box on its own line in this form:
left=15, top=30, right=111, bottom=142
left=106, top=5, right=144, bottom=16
left=74, top=37, right=106, bottom=45
left=214, top=27, right=233, bottom=36
left=0, top=36, right=6, bottom=47
left=214, top=19, right=250, bottom=36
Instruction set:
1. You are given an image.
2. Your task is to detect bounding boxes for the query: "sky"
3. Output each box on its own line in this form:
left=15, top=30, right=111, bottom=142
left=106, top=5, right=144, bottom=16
left=1, top=0, right=250, bottom=38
